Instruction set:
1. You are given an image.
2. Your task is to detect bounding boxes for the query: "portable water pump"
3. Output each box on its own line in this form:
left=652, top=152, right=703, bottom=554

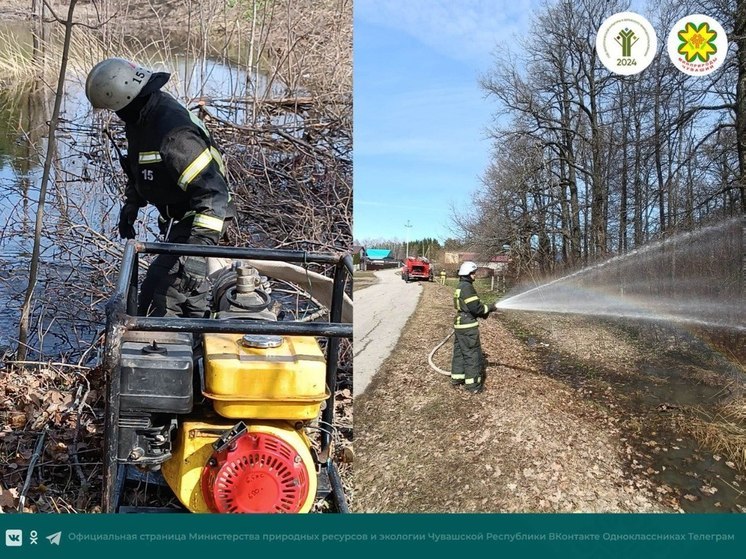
left=160, top=262, right=325, bottom=513
left=103, top=242, right=351, bottom=514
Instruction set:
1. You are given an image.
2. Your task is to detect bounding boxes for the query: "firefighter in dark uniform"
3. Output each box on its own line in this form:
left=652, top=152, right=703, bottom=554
left=451, top=261, right=497, bottom=393
left=85, top=58, right=235, bottom=317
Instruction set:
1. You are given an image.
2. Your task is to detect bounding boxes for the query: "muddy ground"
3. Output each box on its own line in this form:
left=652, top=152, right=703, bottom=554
left=355, top=280, right=746, bottom=513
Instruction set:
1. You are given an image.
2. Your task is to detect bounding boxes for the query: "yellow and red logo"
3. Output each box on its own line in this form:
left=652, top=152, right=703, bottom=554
left=667, top=15, right=728, bottom=76
left=677, top=21, right=718, bottom=63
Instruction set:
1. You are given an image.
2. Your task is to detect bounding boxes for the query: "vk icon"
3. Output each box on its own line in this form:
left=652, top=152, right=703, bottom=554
left=5, top=529, right=23, bottom=547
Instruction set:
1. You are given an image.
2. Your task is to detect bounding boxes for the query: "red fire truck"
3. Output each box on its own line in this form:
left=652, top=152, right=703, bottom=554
left=401, top=256, right=433, bottom=282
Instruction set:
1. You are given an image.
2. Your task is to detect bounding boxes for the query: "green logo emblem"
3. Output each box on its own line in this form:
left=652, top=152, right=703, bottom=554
left=596, top=12, right=657, bottom=76
left=616, top=28, right=638, bottom=57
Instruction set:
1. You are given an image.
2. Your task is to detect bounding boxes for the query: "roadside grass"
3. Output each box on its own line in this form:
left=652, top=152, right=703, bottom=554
left=687, top=398, right=746, bottom=471
left=355, top=281, right=668, bottom=513
left=358, top=282, right=746, bottom=512
left=353, top=270, right=377, bottom=292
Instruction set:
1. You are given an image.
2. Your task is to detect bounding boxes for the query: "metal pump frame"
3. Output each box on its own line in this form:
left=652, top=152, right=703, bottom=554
left=102, top=240, right=353, bottom=513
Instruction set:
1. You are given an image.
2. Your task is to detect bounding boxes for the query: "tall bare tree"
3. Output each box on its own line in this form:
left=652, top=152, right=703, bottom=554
left=469, top=0, right=743, bottom=279
left=18, top=0, right=78, bottom=361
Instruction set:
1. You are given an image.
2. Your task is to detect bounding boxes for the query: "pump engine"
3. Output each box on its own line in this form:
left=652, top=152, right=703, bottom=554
left=106, top=251, right=346, bottom=514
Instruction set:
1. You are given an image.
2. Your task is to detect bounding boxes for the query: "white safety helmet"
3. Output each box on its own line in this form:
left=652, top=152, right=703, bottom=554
left=85, top=58, right=154, bottom=111
left=458, top=261, right=478, bottom=276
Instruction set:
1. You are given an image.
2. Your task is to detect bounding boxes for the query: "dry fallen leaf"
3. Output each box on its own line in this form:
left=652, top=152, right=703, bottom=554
left=701, top=485, right=717, bottom=495
left=0, top=485, right=19, bottom=510
left=342, top=446, right=354, bottom=463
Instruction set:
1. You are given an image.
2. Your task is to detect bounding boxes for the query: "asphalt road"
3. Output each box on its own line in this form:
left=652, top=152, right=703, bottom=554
left=354, top=268, right=423, bottom=394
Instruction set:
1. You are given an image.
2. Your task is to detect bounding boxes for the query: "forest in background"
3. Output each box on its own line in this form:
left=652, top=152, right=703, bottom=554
left=455, top=0, right=744, bottom=279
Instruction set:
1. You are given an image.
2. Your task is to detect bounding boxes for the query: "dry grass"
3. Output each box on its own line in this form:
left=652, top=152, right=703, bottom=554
left=687, top=398, right=746, bottom=471
left=0, top=30, right=43, bottom=84
left=0, top=21, right=219, bottom=96
left=352, top=271, right=377, bottom=292
left=357, top=280, right=746, bottom=513
left=355, top=281, right=665, bottom=513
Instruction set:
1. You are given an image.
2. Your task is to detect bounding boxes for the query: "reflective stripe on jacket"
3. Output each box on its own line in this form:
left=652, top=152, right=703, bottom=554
left=123, top=90, right=235, bottom=244
left=453, top=276, right=490, bottom=328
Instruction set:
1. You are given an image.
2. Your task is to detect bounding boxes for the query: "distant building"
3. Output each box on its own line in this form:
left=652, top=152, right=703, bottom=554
left=445, top=251, right=510, bottom=276
left=365, top=248, right=399, bottom=270
left=352, top=244, right=366, bottom=270
left=444, top=251, right=460, bottom=265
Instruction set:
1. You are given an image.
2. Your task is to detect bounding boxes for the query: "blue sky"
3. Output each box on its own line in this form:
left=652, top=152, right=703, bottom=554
left=353, top=0, right=538, bottom=243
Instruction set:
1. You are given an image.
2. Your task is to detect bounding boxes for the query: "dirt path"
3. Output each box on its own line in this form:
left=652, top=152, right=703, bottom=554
left=355, top=280, right=745, bottom=513
left=354, top=268, right=422, bottom=395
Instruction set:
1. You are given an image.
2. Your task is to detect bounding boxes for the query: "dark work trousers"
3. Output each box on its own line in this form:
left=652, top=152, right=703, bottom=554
left=137, top=223, right=209, bottom=318
left=451, top=327, right=484, bottom=392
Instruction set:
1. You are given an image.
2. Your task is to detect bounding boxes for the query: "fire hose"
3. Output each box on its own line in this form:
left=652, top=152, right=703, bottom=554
left=427, top=308, right=502, bottom=376
left=427, top=331, right=454, bottom=376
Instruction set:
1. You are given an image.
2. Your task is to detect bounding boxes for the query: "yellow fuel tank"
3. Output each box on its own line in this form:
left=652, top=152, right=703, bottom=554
left=202, top=333, right=328, bottom=420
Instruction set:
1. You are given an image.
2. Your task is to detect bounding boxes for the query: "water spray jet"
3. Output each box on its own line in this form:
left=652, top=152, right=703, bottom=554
left=496, top=217, right=745, bottom=333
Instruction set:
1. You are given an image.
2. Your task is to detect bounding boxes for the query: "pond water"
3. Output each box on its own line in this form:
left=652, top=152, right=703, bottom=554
left=0, top=21, right=284, bottom=359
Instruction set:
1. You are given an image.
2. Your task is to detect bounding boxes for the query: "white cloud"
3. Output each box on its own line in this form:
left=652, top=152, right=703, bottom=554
left=356, top=0, right=536, bottom=65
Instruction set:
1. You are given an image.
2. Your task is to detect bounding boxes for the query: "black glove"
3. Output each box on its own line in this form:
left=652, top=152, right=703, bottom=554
left=489, top=302, right=499, bottom=313
left=118, top=203, right=139, bottom=239
left=179, top=255, right=208, bottom=292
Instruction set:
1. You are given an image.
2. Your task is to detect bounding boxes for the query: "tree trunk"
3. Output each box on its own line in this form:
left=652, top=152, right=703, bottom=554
left=17, top=0, right=79, bottom=360
left=560, top=83, right=581, bottom=264
left=736, top=0, right=746, bottom=214
left=742, top=215, right=745, bottom=298
left=633, top=89, right=644, bottom=246
left=619, top=83, right=629, bottom=253
left=588, top=69, right=606, bottom=257
left=654, top=113, right=666, bottom=233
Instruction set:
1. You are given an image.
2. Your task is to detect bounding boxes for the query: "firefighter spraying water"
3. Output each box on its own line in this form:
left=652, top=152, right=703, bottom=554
left=426, top=262, right=498, bottom=394
left=449, top=262, right=498, bottom=394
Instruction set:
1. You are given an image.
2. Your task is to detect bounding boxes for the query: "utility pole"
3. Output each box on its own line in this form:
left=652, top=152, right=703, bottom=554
left=404, top=220, right=413, bottom=259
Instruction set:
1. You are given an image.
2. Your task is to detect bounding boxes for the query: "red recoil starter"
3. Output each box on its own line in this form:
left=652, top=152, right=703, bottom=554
left=201, top=430, right=311, bottom=513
